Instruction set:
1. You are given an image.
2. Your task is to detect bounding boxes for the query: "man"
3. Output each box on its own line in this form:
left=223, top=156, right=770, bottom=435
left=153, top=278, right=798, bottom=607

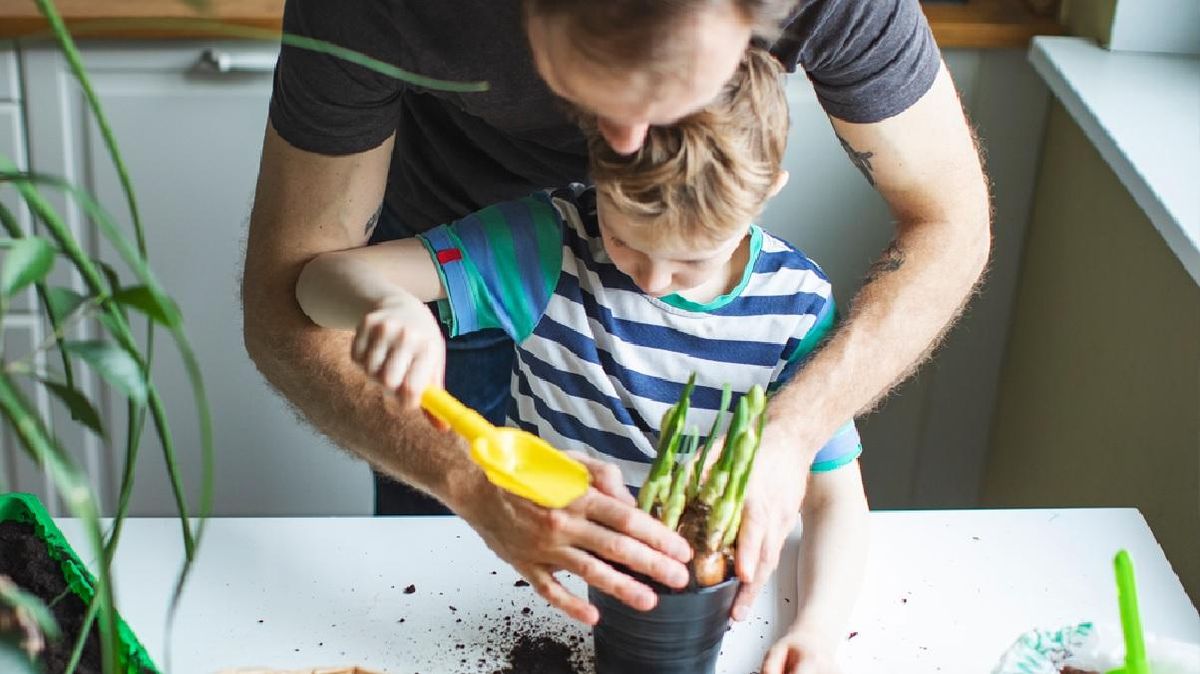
left=242, top=0, right=989, bottom=626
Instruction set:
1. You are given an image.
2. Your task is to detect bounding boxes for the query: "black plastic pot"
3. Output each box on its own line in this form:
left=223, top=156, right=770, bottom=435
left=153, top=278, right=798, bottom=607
left=589, top=575, right=740, bottom=674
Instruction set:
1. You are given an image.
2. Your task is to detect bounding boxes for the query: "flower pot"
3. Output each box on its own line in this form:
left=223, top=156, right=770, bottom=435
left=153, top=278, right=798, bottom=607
left=589, top=575, right=740, bottom=674
left=0, top=492, right=159, bottom=674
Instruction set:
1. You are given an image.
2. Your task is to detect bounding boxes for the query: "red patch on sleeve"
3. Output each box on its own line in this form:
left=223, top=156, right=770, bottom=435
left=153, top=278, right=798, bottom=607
left=436, top=248, right=462, bottom=264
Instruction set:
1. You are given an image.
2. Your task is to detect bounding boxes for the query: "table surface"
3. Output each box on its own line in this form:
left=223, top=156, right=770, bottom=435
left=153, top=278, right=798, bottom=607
left=57, top=508, right=1199, bottom=674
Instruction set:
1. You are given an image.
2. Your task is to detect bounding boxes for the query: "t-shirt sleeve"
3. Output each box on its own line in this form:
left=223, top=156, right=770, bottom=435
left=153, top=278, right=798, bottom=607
left=417, top=193, right=564, bottom=342
left=269, top=0, right=405, bottom=155
left=811, top=421, right=863, bottom=472
left=770, top=0, right=941, bottom=124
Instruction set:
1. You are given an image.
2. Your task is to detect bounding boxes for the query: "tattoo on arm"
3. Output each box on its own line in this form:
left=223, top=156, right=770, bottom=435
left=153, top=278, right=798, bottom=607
left=364, top=204, right=383, bottom=237
left=837, top=134, right=875, bottom=186
left=863, top=241, right=905, bottom=285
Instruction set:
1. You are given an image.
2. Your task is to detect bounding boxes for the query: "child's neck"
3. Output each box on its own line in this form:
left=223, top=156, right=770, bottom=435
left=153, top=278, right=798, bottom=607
left=675, top=232, right=752, bottom=305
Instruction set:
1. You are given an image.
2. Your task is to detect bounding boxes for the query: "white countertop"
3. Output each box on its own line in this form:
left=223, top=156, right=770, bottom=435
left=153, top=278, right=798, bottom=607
left=1030, top=36, right=1200, bottom=286
left=58, top=509, right=1199, bottom=674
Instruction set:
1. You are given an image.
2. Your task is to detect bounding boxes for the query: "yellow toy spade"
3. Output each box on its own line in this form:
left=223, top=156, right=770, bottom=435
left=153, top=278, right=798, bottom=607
left=421, top=388, right=590, bottom=508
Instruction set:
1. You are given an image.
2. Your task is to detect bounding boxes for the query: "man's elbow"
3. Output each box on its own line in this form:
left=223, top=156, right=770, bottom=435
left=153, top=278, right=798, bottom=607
left=955, top=183, right=993, bottom=285
left=241, top=284, right=279, bottom=376
left=965, top=205, right=992, bottom=283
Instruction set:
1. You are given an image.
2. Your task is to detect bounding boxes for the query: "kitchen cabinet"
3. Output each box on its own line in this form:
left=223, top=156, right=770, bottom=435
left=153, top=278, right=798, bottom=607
left=20, top=41, right=372, bottom=516
left=12, top=41, right=1049, bottom=516
left=0, top=39, right=65, bottom=507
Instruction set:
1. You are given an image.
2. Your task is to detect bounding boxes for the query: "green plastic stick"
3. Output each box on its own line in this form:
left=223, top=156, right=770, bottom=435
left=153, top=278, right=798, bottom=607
left=1106, top=549, right=1148, bottom=674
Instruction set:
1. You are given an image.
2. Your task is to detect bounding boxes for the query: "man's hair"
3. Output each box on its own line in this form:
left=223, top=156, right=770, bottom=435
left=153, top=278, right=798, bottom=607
left=523, top=0, right=793, bottom=73
left=585, top=47, right=789, bottom=245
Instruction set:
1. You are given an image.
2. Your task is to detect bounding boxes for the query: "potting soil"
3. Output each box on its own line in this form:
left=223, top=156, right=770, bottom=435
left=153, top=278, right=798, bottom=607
left=491, top=634, right=582, bottom=674
left=0, top=521, right=114, bottom=674
left=417, top=586, right=591, bottom=674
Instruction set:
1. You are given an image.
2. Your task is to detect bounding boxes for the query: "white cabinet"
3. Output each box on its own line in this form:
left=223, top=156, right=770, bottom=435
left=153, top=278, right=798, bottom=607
left=20, top=41, right=371, bottom=516
left=0, top=40, right=62, bottom=507
left=12, top=40, right=1049, bottom=515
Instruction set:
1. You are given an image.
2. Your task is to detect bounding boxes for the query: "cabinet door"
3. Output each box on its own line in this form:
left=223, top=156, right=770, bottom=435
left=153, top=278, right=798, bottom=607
left=22, top=42, right=371, bottom=516
left=0, top=41, right=64, bottom=508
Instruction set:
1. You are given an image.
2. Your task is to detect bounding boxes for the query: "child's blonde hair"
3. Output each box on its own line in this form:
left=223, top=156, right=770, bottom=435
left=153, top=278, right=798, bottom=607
left=586, top=46, right=789, bottom=245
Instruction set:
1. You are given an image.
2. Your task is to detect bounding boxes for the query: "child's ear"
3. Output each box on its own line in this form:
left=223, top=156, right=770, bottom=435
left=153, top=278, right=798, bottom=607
left=768, top=170, right=790, bottom=198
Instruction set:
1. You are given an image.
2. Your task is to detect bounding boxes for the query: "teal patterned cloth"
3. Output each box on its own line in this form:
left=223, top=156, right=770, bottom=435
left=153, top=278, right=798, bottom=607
left=992, top=622, right=1098, bottom=674
left=993, top=622, right=1200, bottom=674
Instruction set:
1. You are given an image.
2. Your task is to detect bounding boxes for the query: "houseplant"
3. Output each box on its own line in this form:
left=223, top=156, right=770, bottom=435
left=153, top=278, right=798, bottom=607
left=0, top=1, right=485, bottom=672
left=589, top=376, right=768, bottom=674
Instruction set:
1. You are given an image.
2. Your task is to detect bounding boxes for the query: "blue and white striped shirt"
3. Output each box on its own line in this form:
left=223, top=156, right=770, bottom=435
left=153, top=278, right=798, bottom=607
left=419, top=186, right=861, bottom=486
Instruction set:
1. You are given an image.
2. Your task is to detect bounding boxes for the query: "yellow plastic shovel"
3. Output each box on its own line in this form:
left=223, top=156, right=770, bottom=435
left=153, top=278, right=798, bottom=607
left=421, top=388, right=590, bottom=508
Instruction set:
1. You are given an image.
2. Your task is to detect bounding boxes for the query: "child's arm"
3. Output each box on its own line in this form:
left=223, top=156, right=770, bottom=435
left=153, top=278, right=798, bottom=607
left=295, top=240, right=447, bottom=406
left=760, top=461, right=869, bottom=674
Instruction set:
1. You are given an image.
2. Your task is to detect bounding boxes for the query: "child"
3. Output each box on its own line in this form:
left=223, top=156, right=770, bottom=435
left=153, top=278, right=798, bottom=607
left=297, top=47, right=868, bottom=673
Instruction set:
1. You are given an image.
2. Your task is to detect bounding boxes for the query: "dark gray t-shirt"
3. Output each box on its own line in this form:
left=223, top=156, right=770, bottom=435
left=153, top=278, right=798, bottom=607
left=269, top=0, right=940, bottom=234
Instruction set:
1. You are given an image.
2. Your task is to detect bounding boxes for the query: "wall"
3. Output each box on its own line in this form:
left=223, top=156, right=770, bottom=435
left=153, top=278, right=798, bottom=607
left=984, top=102, right=1200, bottom=602
left=1060, top=0, right=1117, bottom=44
left=761, top=49, right=1049, bottom=508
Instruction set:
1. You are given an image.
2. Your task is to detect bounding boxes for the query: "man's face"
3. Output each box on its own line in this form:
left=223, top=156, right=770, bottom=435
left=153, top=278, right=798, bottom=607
left=597, top=195, right=746, bottom=298
left=526, top=4, right=753, bottom=154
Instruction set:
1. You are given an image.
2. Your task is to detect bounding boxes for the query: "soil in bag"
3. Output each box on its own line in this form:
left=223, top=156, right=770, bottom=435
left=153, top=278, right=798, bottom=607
left=0, top=520, right=124, bottom=674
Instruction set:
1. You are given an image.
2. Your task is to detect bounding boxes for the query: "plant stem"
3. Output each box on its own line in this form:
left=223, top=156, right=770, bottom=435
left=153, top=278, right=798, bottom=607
left=662, top=431, right=698, bottom=530
left=0, top=372, right=119, bottom=674
left=638, top=375, right=695, bottom=513
left=690, top=384, right=731, bottom=500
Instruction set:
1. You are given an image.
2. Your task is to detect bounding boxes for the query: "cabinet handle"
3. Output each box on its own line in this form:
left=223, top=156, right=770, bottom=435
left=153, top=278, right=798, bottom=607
left=197, top=48, right=277, bottom=74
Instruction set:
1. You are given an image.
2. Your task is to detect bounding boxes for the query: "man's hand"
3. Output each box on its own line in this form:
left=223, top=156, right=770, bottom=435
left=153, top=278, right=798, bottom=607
left=352, top=294, right=446, bottom=408
left=454, top=453, right=692, bottom=625
left=730, top=419, right=810, bottom=621
left=760, top=626, right=842, bottom=674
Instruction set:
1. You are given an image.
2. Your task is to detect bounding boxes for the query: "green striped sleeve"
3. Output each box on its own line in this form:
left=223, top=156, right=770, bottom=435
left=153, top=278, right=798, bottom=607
left=417, top=193, right=564, bottom=341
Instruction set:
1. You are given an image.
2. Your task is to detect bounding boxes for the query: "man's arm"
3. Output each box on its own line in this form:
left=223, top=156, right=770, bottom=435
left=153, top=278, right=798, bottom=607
left=242, top=124, right=691, bottom=624
left=242, top=124, right=468, bottom=499
left=732, top=63, right=990, bottom=617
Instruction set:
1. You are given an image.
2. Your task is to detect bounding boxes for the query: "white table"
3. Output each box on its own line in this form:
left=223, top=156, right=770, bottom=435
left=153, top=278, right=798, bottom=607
left=58, top=509, right=1199, bottom=673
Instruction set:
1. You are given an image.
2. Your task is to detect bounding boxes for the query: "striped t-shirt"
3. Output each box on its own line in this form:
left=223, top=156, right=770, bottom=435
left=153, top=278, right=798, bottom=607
left=419, top=186, right=861, bottom=487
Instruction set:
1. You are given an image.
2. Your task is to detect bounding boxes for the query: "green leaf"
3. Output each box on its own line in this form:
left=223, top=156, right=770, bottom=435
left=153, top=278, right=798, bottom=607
left=95, top=259, right=122, bottom=296
left=63, top=340, right=147, bottom=405
left=0, top=644, right=39, bottom=674
left=0, top=237, right=54, bottom=297
left=0, top=577, right=60, bottom=640
left=113, top=285, right=181, bottom=328
left=44, top=286, right=88, bottom=323
left=38, top=378, right=105, bottom=438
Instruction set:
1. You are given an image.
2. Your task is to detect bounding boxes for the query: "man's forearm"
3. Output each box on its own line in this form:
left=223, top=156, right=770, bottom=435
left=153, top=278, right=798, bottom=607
left=243, top=308, right=484, bottom=509
left=770, top=212, right=990, bottom=451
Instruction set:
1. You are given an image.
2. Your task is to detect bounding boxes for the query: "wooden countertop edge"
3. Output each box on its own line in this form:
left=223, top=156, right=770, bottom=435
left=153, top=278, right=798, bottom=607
left=0, top=7, right=1064, bottom=48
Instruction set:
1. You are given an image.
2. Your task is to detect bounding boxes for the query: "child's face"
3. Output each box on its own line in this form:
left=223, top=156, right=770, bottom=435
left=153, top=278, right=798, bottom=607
left=597, top=195, right=747, bottom=298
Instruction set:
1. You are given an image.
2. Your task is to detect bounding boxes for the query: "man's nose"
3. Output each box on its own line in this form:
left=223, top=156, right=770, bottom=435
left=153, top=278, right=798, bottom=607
left=598, top=118, right=650, bottom=154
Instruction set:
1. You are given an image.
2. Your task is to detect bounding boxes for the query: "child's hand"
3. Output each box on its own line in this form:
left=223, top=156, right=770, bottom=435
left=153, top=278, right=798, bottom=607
left=760, top=627, right=841, bottom=674
left=352, top=294, right=445, bottom=409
